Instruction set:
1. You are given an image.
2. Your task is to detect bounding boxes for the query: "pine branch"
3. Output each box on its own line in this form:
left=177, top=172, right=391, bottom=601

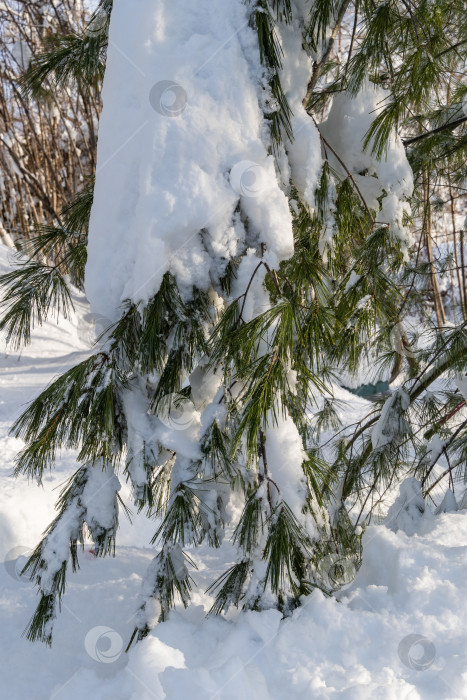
left=304, top=0, right=352, bottom=105
left=403, top=115, right=467, bottom=146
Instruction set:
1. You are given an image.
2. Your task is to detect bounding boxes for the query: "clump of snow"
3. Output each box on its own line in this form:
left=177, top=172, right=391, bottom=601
left=39, top=498, right=86, bottom=595
left=385, top=478, right=426, bottom=536
left=189, top=364, right=223, bottom=411
left=80, top=463, right=121, bottom=544
left=266, top=411, right=310, bottom=524
left=122, top=381, right=159, bottom=502
left=320, top=82, right=414, bottom=253
left=435, top=489, right=458, bottom=515
left=279, top=9, right=323, bottom=209
left=86, top=0, right=295, bottom=319
left=320, top=83, right=413, bottom=198
left=379, top=192, right=412, bottom=250
left=425, top=434, right=445, bottom=467
left=344, top=269, right=362, bottom=293
left=371, top=387, right=410, bottom=450
left=34, top=462, right=120, bottom=598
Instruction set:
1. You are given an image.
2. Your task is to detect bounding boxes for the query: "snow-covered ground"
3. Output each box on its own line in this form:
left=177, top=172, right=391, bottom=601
left=1, top=242, right=467, bottom=699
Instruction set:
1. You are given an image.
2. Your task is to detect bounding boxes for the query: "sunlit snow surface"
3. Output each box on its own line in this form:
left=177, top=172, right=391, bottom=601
left=1, top=243, right=467, bottom=698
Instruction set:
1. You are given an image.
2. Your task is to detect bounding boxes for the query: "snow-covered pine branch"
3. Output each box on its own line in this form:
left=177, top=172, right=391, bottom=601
left=8, top=0, right=467, bottom=650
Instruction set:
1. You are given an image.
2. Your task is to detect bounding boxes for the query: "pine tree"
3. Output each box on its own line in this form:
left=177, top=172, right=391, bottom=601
left=307, top=0, right=467, bottom=522
left=1, top=0, right=466, bottom=649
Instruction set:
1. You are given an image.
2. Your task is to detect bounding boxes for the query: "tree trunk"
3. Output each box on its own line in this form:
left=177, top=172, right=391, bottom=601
left=424, top=177, right=446, bottom=327
left=449, top=181, right=465, bottom=321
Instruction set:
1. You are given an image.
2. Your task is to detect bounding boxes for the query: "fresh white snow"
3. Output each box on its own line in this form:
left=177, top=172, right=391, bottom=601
left=320, top=82, right=414, bottom=254
left=85, top=0, right=297, bottom=319
left=0, top=0, right=464, bottom=693
left=1, top=242, right=467, bottom=699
